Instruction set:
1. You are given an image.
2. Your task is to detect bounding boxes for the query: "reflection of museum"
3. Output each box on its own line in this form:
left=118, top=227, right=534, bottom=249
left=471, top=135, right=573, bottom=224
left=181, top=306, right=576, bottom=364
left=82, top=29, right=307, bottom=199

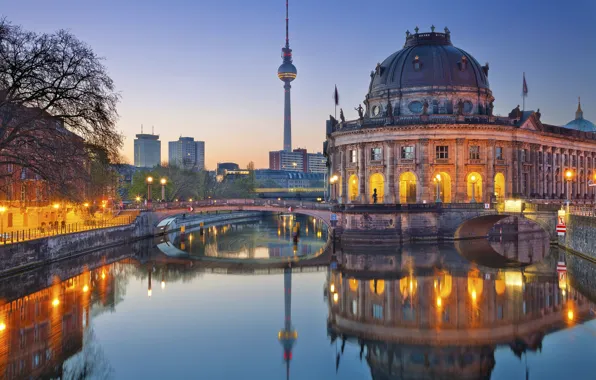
left=326, top=266, right=592, bottom=379
left=325, top=27, right=596, bottom=204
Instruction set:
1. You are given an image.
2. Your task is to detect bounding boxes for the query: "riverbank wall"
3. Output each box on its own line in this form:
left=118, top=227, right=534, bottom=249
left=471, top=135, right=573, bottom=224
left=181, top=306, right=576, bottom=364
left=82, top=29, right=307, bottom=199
left=559, top=214, right=596, bottom=261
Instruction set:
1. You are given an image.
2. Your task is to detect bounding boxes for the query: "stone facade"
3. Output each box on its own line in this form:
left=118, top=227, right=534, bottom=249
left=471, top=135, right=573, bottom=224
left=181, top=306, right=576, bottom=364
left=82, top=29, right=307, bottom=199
left=326, top=29, right=596, bottom=206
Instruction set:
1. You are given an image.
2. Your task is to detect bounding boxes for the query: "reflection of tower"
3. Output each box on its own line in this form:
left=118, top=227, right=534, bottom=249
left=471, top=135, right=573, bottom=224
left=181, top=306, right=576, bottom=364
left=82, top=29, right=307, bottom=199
left=278, top=267, right=297, bottom=379
left=278, top=0, right=297, bottom=151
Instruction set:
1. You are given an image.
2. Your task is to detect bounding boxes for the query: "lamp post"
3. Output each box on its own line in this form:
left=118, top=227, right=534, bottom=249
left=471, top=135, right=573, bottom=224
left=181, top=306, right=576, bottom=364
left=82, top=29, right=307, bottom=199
left=565, top=170, right=574, bottom=211
left=470, top=175, right=478, bottom=203
left=146, top=176, right=153, bottom=204
left=434, top=174, right=442, bottom=203
left=330, top=175, right=338, bottom=201
left=160, top=178, right=167, bottom=202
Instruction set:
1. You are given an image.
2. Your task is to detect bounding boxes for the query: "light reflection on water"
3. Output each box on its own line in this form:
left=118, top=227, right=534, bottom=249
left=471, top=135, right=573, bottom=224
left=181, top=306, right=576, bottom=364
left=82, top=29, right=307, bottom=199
left=0, top=236, right=595, bottom=378
left=170, top=213, right=328, bottom=259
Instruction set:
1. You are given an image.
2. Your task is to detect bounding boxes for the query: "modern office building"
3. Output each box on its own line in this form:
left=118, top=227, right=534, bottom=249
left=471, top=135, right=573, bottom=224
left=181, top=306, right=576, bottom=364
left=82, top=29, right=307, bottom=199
left=168, top=137, right=205, bottom=170
left=217, top=162, right=240, bottom=176
left=269, top=149, right=326, bottom=173
left=134, top=133, right=161, bottom=168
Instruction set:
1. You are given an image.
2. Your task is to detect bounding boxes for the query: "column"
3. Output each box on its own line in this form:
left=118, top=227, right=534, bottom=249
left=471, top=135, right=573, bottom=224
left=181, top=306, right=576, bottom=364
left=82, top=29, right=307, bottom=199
left=553, top=147, right=558, bottom=197
left=358, top=144, right=366, bottom=203
left=418, top=138, right=430, bottom=202
left=455, top=138, right=466, bottom=202
left=384, top=141, right=395, bottom=204
left=512, top=142, right=521, bottom=196
left=486, top=139, right=496, bottom=203
left=530, top=144, right=539, bottom=197
left=339, top=147, right=347, bottom=204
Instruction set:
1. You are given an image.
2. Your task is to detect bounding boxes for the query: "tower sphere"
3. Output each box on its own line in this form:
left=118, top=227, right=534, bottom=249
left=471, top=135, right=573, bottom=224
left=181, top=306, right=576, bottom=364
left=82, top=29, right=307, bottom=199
left=278, top=62, right=297, bottom=82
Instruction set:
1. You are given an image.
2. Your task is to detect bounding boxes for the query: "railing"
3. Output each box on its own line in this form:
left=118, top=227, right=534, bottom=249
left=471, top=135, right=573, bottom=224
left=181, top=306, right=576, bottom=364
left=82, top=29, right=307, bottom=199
left=0, top=215, right=134, bottom=245
left=569, top=206, right=596, bottom=217
left=339, top=202, right=487, bottom=212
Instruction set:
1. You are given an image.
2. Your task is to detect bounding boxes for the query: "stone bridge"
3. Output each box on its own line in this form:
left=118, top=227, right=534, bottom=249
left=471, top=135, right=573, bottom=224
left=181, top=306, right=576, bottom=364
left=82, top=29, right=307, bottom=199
left=147, top=200, right=559, bottom=243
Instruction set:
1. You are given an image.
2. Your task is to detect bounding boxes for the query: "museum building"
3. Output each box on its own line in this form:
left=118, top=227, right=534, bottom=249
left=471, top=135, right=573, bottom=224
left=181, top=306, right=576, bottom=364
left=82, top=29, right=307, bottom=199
left=325, top=27, right=596, bottom=204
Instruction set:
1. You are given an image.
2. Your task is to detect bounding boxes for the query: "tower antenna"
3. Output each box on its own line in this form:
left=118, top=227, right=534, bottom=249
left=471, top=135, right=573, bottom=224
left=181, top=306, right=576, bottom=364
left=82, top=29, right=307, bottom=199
left=141, top=124, right=143, bottom=134
left=285, top=0, right=289, bottom=48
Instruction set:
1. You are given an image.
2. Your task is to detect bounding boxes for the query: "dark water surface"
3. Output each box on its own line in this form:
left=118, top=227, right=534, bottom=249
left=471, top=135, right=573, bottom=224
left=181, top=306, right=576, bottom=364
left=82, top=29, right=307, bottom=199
left=0, top=213, right=595, bottom=379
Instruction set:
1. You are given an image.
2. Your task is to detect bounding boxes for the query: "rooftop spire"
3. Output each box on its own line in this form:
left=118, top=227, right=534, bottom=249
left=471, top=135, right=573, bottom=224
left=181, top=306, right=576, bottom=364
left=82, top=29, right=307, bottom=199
left=576, top=96, right=584, bottom=120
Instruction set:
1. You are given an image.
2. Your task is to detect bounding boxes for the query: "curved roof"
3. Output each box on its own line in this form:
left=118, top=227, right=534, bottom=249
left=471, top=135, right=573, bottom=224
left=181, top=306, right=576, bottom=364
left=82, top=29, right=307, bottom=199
left=563, top=99, right=596, bottom=132
left=369, top=29, right=489, bottom=95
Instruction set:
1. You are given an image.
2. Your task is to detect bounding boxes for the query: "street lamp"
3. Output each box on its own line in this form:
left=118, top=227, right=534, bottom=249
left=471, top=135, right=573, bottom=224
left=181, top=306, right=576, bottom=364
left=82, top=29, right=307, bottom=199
left=160, top=178, right=167, bottom=201
left=470, top=175, right=478, bottom=203
left=146, top=176, right=153, bottom=203
left=330, top=175, right=338, bottom=200
left=565, top=170, right=574, bottom=209
left=434, top=174, right=442, bottom=203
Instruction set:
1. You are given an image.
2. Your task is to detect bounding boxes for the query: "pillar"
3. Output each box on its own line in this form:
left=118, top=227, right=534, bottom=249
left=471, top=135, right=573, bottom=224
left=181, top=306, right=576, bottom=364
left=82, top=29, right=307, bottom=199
left=487, top=139, right=496, bottom=203
left=358, top=144, right=366, bottom=203
left=384, top=141, right=395, bottom=204
left=339, top=147, right=347, bottom=204
left=418, top=138, right=430, bottom=202
left=455, top=138, right=466, bottom=202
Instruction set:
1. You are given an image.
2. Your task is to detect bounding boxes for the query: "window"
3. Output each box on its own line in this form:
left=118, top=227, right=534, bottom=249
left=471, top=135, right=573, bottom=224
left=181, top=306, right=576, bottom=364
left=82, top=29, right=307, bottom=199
left=351, top=300, right=357, bottom=316
left=564, top=155, right=568, bottom=166
left=523, top=173, right=529, bottom=195
left=20, top=184, right=26, bottom=202
left=370, top=147, right=382, bottom=161
left=469, top=145, right=480, bottom=160
left=572, top=156, right=576, bottom=167
left=520, top=149, right=527, bottom=163
left=401, top=146, right=415, bottom=160
left=495, top=147, right=503, bottom=160
left=372, top=304, right=383, bottom=320
left=497, top=305, right=503, bottom=320
left=350, top=150, right=357, bottom=163
left=436, top=146, right=449, bottom=159
left=7, top=164, right=13, bottom=173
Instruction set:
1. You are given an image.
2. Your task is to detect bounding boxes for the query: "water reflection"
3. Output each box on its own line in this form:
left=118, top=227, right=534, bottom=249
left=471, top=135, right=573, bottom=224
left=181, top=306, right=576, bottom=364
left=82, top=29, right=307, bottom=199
left=327, top=247, right=594, bottom=379
left=169, top=213, right=328, bottom=259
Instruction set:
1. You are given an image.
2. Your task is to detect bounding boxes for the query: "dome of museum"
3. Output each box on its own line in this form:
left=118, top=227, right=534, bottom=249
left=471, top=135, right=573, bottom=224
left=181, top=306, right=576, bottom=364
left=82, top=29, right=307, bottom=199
left=564, top=99, right=596, bottom=132
left=368, top=27, right=489, bottom=96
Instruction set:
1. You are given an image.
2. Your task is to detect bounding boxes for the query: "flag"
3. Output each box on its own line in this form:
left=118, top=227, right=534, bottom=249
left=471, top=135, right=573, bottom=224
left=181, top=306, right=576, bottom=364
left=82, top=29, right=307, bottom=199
left=522, top=73, right=528, bottom=96
left=334, top=85, right=339, bottom=106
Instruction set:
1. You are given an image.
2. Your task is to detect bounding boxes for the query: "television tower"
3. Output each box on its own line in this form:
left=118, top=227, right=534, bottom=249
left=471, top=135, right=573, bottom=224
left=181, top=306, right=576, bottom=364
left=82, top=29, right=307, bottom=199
left=277, top=0, right=297, bottom=152
left=278, top=266, right=297, bottom=379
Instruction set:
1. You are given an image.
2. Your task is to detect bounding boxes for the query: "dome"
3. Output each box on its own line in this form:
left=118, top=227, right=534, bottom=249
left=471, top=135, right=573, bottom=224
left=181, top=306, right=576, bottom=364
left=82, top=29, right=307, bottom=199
left=278, top=62, right=297, bottom=82
left=563, top=98, right=596, bottom=132
left=369, top=28, right=489, bottom=95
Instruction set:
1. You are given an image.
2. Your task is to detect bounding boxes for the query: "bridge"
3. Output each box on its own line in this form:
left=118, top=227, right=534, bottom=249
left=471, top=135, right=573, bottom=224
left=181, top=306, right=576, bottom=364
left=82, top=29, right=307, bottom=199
left=143, top=199, right=559, bottom=243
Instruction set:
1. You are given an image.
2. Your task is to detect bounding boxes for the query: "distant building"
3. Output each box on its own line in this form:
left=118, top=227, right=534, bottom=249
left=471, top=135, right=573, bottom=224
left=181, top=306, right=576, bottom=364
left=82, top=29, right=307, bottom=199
left=217, top=162, right=240, bottom=176
left=306, top=152, right=327, bottom=173
left=255, top=169, right=324, bottom=189
left=269, top=149, right=326, bottom=173
left=134, top=133, right=161, bottom=168
left=168, top=137, right=205, bottom=170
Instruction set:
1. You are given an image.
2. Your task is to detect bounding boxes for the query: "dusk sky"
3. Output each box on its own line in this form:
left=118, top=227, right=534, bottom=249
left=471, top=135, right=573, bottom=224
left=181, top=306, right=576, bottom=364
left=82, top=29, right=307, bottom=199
left=3, top=0, right=596, bottom=169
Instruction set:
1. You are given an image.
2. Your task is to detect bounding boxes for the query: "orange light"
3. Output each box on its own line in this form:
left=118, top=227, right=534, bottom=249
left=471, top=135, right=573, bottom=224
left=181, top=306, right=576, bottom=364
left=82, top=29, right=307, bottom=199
left=161, top=280, right=165, bottom=289
left=565, top=170, right=573, bottom=179
left=437, top=297, right=442, bottom=307
left=52, top=298, right=60, bottom=307
left=147, top=176, right=153, bottom=183
left=160, top=178, right=166, bottom=185
left=471, top=290, right=477, bottom=301
left=333, top=293, right=339, bottom=303
left=568, top=310, right=574, bottom=321
left=101, top=272, right=106, bottom=280
left=0, top=323, right=6, bottom=331
left=148, top=289, right=152, bottom=297
left=83, top=285, right=89, bottom=293
left=83, top=203, right=89, bottom=207
left=330, top=284, right=335, bottom=293
left=52, top=203, right=60, bottom=209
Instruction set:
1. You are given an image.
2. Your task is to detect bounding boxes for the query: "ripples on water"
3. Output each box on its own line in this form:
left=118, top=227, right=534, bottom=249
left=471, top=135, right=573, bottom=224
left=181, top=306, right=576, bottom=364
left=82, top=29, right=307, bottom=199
left=0, top=212, right=594, bottom=379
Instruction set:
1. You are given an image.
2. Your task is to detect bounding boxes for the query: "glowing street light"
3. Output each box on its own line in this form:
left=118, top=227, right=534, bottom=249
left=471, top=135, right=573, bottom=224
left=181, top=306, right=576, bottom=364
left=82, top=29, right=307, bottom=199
left=470, top=175, right=478, bottom=203
left=160, top=178, right=167, bottom=201
left=565, top=170, right=574, bottom=208
left=0, top=206, right=6, bottom=239
left=146, top=176, right=153, bottom=202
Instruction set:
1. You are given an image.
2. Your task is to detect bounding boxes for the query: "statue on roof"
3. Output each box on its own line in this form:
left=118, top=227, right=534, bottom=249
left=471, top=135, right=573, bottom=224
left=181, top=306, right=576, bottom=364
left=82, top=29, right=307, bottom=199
left=329, top=115, right=338, bottom=127
left=508, top=105, right=522, bottom=119
left=339, top=108, right=345, bottom=123
left=487, top=101, right=494, bottom=116
left=355, top=104, right=364, bottom=119
left=536, top=108, right=541, bottom=120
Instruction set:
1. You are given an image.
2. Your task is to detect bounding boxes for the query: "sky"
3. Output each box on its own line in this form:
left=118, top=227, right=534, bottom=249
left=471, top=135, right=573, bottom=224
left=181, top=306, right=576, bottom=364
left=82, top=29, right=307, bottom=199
left=2, top=0, right=596, bottom=169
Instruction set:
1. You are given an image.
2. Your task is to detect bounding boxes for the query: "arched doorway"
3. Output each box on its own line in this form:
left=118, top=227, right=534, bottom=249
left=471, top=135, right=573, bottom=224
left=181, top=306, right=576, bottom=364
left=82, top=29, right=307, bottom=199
left=433, top=172, right=452, bottom=203
left=494, top=173, right=505, bottom=201
left=466, top=172, right=483, bottom=202
left=399, top=172, right=417, bottom=204
left=348, top=175, right=358, bottom=202
left=369, top=173, right=385, bottom=204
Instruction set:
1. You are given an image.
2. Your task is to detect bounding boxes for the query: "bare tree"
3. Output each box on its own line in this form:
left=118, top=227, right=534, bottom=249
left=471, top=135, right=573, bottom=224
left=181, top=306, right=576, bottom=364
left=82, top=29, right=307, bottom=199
left=0, top=19, right=122, bottom=201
